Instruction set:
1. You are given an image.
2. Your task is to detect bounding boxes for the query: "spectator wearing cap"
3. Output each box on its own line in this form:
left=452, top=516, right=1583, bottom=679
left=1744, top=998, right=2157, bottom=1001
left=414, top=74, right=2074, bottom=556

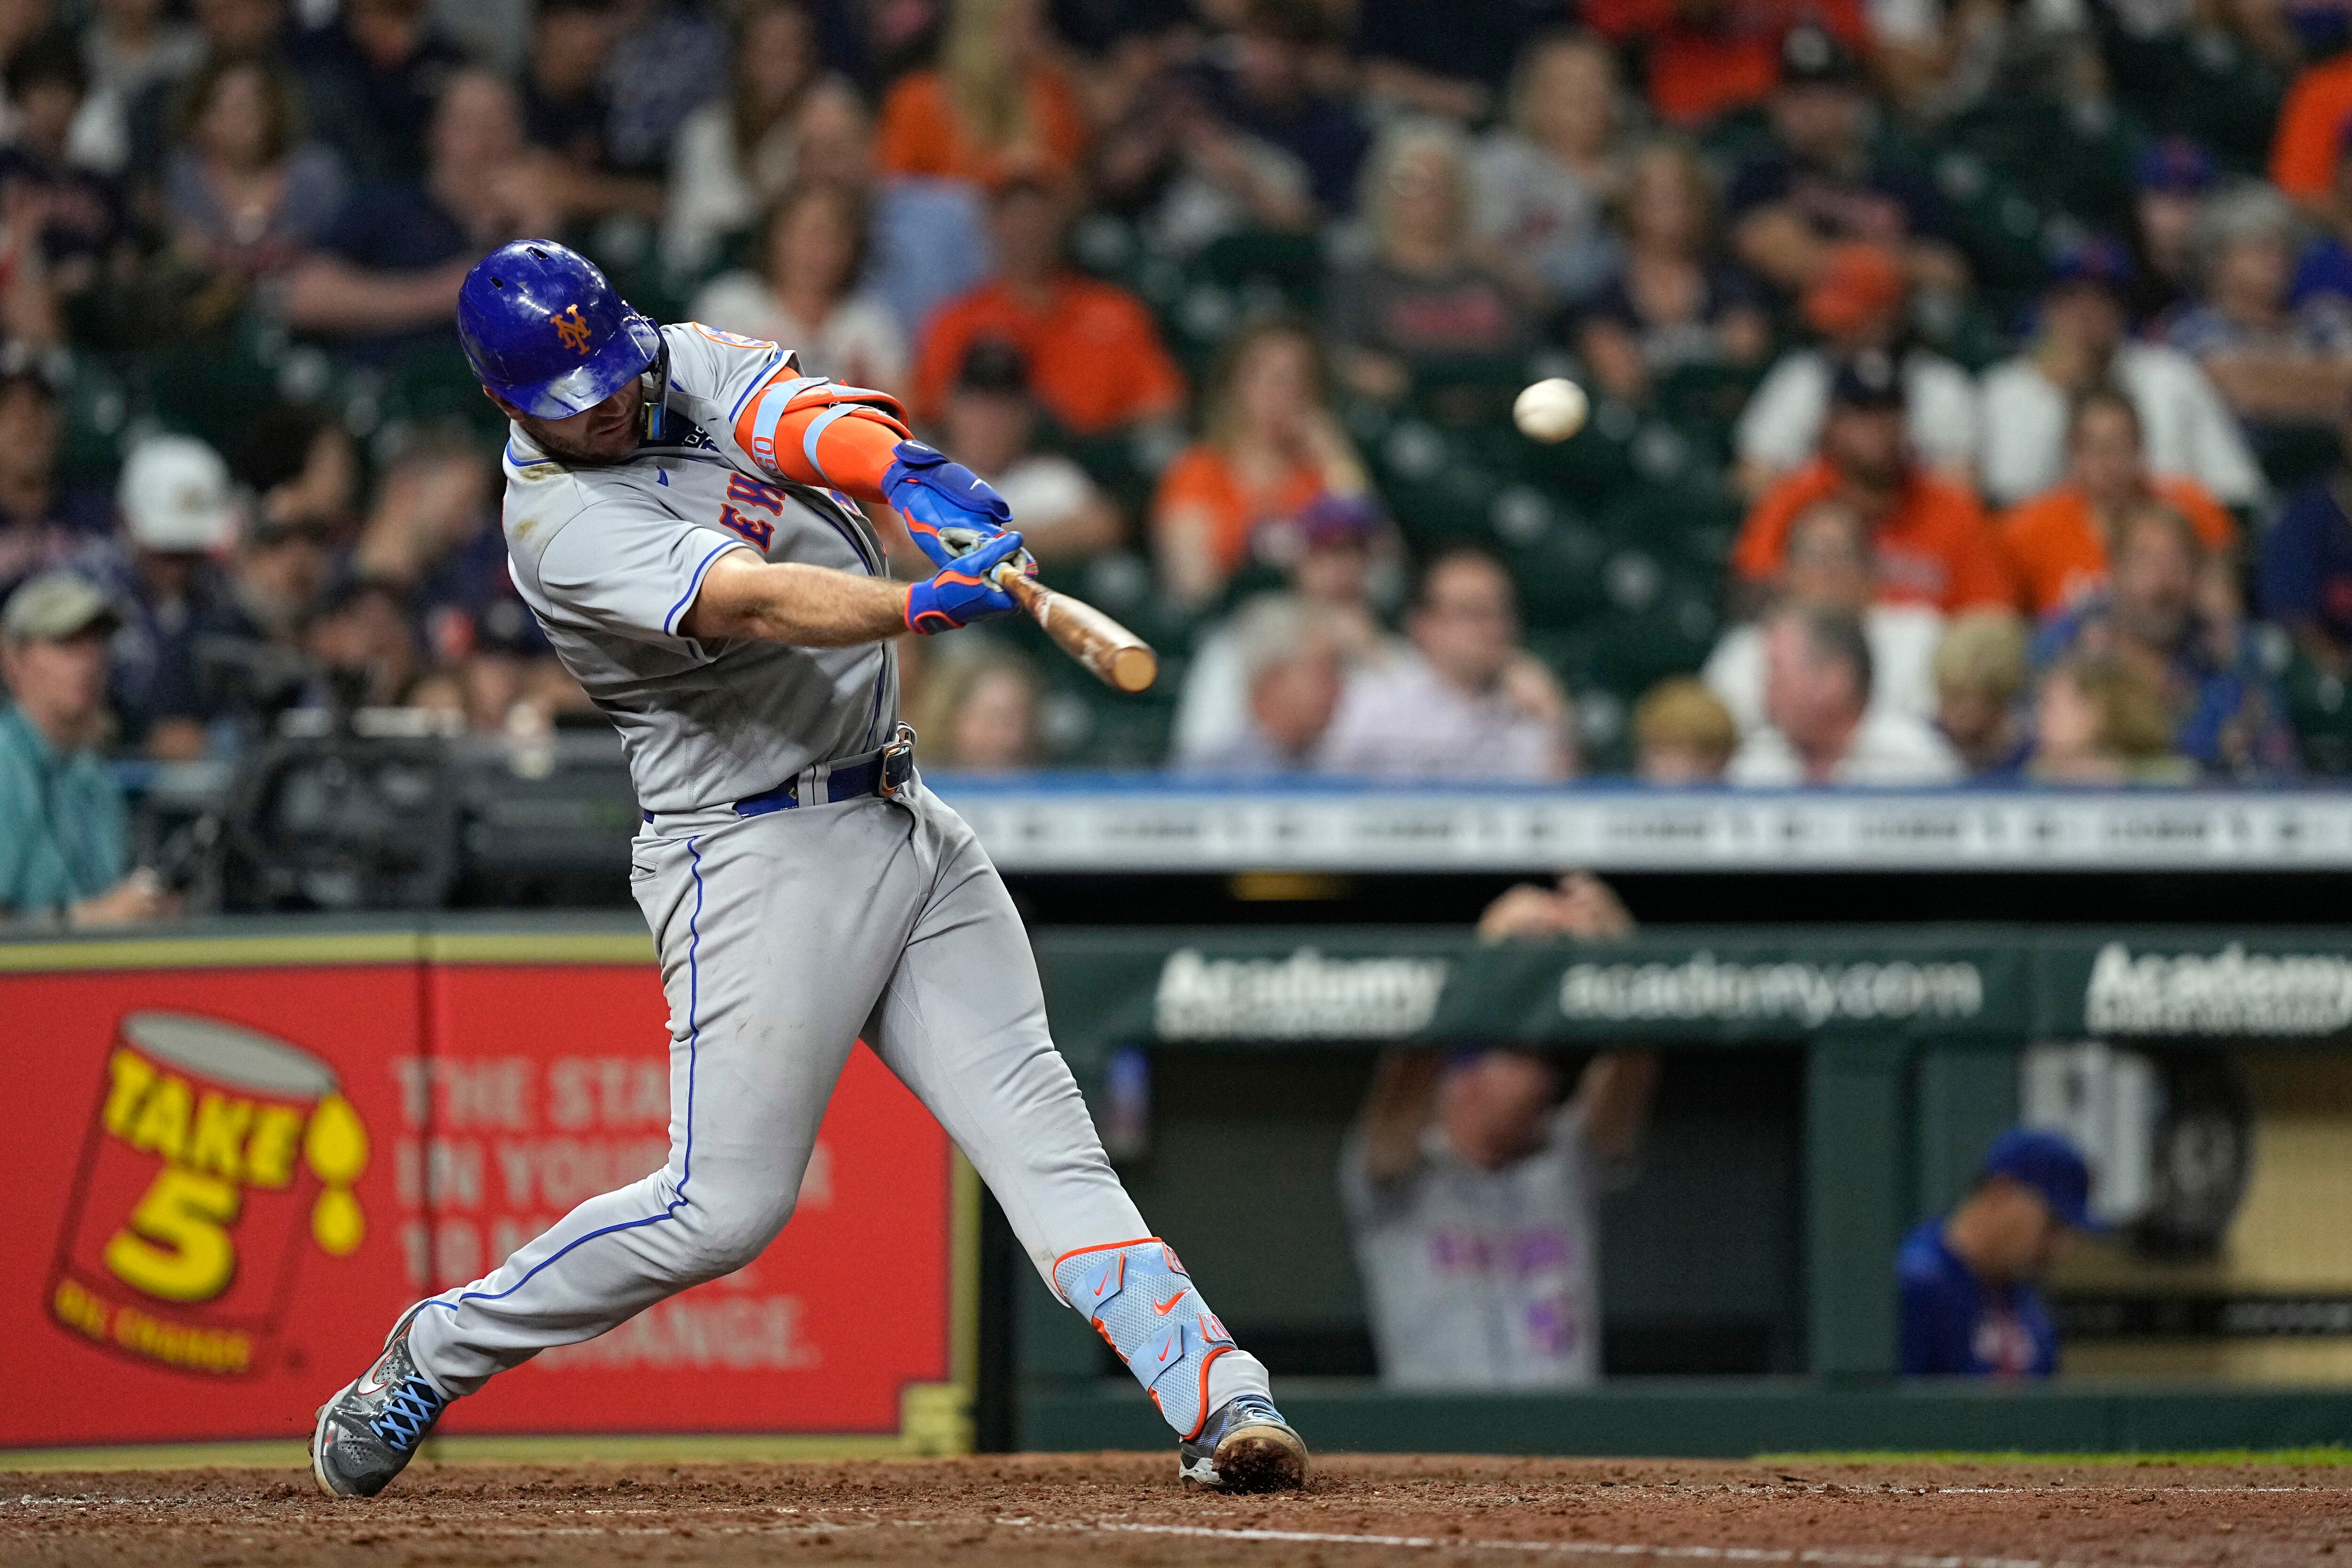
left=2127, top=138, right=2213, bottom=329
left=1575, top=139, right=1771, bottom=412
left=111, top=434, right=243, bottom=760
left=1727, top=603, right=1962, bottom=784
left=1733, top=242, right=1978, bottom=498
left=0, top=371, right=122, bottom=605
left=1724, top=25, right=1966, bottom=302
left=1152, top=318, right=1367, bottom=609
left=2271, top=39, right=2352, bottom=209
left=1318, top=546, right=1575, bottom=781
left=1470, top=30, right=1626, bottom=305
left=1177, top=594, right=1351, bottom=776
left=1329, top=118, right=1535, bottom=406
left=1631, top=676, right=1738, bottom=784
left=1733, top=351, right=2015, bottom=615
left=1173, top=491, right=1396, bottom=763
left=1583, top=0, right=1868, bottom=128
left=874, top=0, right=1085, bottom=190
left=1343, top=873, right=1656, bottom=1389
left=912, top=176, right=1184, bottom=437
left=1978, top=239, right=2262, bottom=510
left=1707, top=495, right=1944, bottom=736
left=690, top=178, right=908, bottom=396
left=2034, top=502, right=2295, bottom=778
left=1898, top=1127, right=2100, bottom=1377
left=932, top=341, right=1117, bottom=564
left=1998, top=388, right=2241, bottom=618
left=2166, top=184, right=2352, bottom=443
left=0, top=571, right=173, bottom=926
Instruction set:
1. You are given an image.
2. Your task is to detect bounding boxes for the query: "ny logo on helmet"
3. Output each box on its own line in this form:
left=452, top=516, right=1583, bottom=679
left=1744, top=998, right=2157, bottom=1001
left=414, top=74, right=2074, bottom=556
left=549, top=304, right=594, bottom=355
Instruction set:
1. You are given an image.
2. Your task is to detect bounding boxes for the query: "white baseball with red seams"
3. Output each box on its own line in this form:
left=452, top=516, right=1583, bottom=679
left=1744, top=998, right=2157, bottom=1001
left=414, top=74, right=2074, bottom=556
left=396, top=324, right=1274, bottom=1440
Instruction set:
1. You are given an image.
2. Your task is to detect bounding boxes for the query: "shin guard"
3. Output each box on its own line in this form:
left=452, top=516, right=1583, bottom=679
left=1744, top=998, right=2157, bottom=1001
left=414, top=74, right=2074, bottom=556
left=1052, top=1237, right=1235, bottom=1440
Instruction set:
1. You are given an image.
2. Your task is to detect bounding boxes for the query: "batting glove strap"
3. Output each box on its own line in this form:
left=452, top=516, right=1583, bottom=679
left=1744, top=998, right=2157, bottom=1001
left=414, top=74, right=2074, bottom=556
left=1051, top=1237, right=1237, bottom=1441
left=882, top=441, right=1012, bottom=568
left=904, top=529, right=1025, bottom=634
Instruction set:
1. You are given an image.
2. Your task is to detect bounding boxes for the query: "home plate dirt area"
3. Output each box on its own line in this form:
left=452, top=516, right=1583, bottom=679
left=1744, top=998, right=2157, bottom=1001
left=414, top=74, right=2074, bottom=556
left=4, top=1454, right=2347, bottom=1568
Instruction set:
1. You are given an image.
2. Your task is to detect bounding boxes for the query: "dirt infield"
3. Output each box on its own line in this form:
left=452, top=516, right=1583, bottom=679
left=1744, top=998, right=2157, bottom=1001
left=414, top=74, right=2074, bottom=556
left=5, top=1453, right=2347, bottom=1568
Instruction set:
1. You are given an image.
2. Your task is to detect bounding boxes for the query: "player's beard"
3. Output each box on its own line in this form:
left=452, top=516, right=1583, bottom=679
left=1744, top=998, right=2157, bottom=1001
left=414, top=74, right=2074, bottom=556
left=519, top=383, right=646, bottom=467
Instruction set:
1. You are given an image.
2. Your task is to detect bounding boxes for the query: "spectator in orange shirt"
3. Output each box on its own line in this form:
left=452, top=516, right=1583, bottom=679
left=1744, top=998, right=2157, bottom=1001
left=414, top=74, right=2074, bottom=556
left=1151, top=318, right=1367, bottom=609
left=1732, top=351, right=2015, bottom=614
left=912, top=176, right=1186, bottom=437
left=1999, top=388, right=2239, bottom=619
left=1583, top=0, right=1867, bottom=128
left=2270, top=48, right=2352, bottom=207
left=874, top=0, right=1086, bottom=189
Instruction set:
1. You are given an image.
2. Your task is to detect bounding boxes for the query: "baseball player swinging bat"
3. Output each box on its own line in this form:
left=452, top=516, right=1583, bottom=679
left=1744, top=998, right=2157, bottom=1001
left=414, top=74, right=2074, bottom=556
left=306, top=242, right=1303, bottom=1500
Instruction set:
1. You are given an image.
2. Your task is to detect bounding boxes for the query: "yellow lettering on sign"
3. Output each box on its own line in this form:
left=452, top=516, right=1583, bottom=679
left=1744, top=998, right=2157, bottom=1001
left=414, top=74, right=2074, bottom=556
left=51, top=1276, right=111, bottom=1340
left=244, top=1105, right=302, bottom=1188
left=127, top=1073, right=192, bottom=1163
left=187, top=1093, right=255, bottom=1181
left=102, top=1049, right=155, bottom=1137
left=103, top=1167, right=241, bottom=1302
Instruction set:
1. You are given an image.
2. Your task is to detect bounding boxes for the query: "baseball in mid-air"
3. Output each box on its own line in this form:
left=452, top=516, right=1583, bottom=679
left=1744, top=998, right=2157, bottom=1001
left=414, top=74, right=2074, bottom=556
left=1513, top=377, right=1589, bottom=443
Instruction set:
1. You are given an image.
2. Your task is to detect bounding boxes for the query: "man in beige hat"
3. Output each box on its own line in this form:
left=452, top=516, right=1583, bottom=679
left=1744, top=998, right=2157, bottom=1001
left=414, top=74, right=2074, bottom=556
left=0, top=570, right=172, bottom=925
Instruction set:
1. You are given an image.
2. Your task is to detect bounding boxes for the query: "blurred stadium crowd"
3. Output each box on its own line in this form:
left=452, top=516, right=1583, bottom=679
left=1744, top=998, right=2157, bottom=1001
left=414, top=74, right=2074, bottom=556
left=11, top=0, right=2352, bottom=866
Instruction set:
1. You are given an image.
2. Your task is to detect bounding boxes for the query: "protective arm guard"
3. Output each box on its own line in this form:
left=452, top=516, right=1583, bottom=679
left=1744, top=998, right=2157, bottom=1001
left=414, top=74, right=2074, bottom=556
left=731, top=377, right=914, bottom=501
left=1052, top=1237, right=1237, bottom=1440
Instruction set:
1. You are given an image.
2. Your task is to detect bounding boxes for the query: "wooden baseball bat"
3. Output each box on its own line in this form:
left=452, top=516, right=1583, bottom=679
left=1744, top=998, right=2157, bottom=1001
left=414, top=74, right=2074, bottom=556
left=993, top=567, right=1158, bottom=694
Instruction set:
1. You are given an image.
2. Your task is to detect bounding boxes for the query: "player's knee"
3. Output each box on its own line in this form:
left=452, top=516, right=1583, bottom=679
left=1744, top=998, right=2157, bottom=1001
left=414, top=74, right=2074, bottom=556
left=677, top=1195, right=792, bottom=1279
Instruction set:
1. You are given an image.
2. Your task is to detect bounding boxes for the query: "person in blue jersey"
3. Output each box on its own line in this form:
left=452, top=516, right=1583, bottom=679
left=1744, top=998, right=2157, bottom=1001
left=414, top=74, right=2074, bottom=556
left=1897, top=1127, right=2100, bottom=1378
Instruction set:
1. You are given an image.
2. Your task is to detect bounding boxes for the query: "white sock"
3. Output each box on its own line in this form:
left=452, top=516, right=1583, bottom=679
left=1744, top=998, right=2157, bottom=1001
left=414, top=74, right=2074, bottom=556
left=1206, top=1347, right=1272, bottom=1411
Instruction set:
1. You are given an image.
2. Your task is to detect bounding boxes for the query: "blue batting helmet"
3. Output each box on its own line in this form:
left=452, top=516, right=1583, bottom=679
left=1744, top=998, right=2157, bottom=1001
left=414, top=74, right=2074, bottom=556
left=456, top=240, right=662, bottom=420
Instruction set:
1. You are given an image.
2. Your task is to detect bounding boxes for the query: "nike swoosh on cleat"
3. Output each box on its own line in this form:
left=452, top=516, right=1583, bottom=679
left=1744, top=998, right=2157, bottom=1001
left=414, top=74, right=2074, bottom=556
left=1152, top=1290, right=1186, bottom=1315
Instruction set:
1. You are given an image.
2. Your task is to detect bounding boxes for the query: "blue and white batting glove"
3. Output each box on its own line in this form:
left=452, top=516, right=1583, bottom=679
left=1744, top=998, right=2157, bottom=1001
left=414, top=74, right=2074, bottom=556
left=905, top=529, right=1030, bottom=634
left=882, top=441, right=1012, bottom=568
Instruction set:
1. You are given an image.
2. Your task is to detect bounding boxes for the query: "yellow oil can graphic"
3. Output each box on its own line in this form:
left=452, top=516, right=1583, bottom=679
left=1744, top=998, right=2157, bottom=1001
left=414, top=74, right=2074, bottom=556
left=49, top=1013, right=368, bottom=1375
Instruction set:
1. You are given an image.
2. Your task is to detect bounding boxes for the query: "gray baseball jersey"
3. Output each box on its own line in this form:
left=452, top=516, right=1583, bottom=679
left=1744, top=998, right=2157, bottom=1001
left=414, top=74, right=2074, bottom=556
left=501, top=323, right=898, bottom=812
left=400, top=323, right=1277, bottom=1445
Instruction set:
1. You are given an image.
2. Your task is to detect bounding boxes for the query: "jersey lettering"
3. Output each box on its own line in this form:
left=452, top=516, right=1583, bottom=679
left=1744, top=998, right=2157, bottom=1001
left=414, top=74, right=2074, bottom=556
left=726, top=474, right=786, bottom=515
left=717, top=503, right=774, bottom=549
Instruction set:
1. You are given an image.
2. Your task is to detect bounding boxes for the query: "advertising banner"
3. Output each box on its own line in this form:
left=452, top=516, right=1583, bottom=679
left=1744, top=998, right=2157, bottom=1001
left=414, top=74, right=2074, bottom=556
left=0, top=927, right=970, bottom=1452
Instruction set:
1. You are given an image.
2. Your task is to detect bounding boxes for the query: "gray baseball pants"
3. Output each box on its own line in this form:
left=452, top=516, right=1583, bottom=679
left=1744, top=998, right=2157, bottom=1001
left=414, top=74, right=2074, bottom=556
left=403, top=783, right=1271, bottom=1427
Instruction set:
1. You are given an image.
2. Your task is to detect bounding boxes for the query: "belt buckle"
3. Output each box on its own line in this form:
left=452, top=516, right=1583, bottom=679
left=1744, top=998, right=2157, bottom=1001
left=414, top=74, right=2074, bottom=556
left=877, top=723, right=916, bottom=799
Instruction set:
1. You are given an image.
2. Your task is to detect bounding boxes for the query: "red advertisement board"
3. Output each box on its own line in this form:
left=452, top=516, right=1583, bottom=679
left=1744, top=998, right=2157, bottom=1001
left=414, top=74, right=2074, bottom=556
left=0, top=933, right=968, bottom=1452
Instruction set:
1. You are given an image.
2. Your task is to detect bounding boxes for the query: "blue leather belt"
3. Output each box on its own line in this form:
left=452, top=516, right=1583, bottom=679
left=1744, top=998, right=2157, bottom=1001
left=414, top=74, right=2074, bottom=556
left=734, top=725, right=916, bottom=817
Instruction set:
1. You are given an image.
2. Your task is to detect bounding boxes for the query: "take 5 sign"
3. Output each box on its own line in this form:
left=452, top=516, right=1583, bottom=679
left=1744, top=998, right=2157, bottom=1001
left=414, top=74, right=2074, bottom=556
left=0, top=926, right=971, bottom=1453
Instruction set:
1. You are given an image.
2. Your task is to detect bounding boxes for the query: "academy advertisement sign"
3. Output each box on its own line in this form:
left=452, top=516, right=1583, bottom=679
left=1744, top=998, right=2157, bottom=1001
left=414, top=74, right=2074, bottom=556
left=2083, top=942, right=2352, bottom=1037
left=1153, top=948, right=1450, bottom=1039
left=1557, top=953, right=1986, bottom=1029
